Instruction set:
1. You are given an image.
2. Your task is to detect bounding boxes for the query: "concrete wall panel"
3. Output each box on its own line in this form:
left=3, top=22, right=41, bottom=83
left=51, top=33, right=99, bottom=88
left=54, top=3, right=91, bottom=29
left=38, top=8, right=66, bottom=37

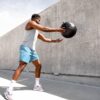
left=0, top=0, right=100, bottom=77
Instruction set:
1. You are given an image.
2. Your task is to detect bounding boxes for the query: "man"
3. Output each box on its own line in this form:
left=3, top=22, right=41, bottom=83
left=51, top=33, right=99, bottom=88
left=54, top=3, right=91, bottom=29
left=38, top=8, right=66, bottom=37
left=4, top=14, right=65, bottom=100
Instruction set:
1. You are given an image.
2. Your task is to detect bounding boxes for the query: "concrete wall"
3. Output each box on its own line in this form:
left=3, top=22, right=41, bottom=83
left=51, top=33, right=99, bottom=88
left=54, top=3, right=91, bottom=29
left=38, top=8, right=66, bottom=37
left=37, top=0, right=100, bottom=76
left=0, top=23, right=25, bottom=70
left=0, top=0, right=100, bottom=77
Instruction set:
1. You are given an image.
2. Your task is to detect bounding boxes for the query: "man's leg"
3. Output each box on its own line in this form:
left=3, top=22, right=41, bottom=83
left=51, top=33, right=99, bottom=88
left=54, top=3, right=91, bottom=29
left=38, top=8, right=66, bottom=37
left=4, top=61, right=27, bottom=99
left=12, top=61, right=27, bottom=80
left=32, top=60, right=43, bottom=91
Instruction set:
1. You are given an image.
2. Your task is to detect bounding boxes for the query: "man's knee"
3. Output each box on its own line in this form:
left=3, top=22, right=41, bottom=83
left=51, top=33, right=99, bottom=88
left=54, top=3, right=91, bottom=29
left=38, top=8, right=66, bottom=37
left=33, top=60, right=42, bottom=68
left=36, top=63, right=42, bottom=69
left=19, top=61, right=27, bottom=66
left=32, top=60, right=40, bottom=64
left=17, top=61, right=27, bottom=71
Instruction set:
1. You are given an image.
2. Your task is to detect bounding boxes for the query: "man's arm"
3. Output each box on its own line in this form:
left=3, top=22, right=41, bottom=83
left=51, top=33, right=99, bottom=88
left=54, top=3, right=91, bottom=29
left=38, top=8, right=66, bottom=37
left=38, top=33, right=63, bottom=43
left=29, top=21, right=64, bottom=33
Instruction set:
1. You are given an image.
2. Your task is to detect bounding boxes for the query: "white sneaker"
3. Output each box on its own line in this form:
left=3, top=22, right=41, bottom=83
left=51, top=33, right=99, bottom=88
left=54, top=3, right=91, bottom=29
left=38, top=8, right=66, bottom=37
left=4, top=89, right=13, bottom=100
left=33, top=84, right=44, bottom=92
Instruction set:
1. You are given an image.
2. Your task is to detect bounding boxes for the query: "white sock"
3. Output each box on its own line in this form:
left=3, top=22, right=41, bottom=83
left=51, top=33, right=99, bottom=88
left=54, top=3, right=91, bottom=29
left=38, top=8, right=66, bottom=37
left=8, top=80, right=16, bottom=92
left=35, top=78, right=40, bottom=86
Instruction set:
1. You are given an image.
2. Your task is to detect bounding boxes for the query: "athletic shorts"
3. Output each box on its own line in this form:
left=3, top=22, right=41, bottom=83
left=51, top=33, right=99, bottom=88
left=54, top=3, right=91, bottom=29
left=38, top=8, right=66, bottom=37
left=19, top=45, right=39, bottom=63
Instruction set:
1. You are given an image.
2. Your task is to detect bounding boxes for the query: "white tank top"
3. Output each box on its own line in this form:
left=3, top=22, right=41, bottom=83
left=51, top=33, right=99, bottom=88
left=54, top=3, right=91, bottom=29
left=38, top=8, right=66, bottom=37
left=22, top=29, right=39, bottom=50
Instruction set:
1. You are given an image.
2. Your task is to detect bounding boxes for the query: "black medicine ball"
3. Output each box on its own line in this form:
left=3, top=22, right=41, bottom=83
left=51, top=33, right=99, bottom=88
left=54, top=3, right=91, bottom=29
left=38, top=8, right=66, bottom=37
left=61, top=22, right=77, bottom=38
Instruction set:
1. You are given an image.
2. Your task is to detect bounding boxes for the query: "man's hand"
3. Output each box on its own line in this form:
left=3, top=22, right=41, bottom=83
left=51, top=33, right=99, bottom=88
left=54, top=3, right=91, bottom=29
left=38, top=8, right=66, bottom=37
left=52, top=38, right=63, bottom=43
left=38, top=33, right=63, bottom=43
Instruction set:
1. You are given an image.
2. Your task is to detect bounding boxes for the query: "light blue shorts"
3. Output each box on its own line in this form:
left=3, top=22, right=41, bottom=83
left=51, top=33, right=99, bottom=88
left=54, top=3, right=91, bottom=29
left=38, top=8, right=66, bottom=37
left=19, top=45, right=39, bottom=63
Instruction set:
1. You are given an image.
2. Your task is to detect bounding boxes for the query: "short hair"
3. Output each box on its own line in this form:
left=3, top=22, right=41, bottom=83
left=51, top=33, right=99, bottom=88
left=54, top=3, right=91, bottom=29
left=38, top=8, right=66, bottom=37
left=31, top=14, right=41, bottom=20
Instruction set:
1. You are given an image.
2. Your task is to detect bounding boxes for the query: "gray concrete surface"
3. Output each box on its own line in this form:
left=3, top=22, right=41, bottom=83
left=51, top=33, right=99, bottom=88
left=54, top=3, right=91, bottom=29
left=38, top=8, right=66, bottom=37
left=0, top=70, right=100, bottom=100
left=38, top=0, right=100, bottom=76
left=0, top=0, right=100, bottom=77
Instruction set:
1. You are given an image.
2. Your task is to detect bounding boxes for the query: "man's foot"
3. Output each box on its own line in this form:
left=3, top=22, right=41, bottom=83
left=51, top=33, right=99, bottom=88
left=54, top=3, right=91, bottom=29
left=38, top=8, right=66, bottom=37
left=33, top=84, right=44, bottom=92
left=4, top=89, right=13, bottom=100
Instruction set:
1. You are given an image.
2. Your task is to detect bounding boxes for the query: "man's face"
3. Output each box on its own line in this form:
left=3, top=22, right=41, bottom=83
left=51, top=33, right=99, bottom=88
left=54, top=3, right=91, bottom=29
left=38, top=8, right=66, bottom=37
left=35, top=18, right=41, bottom=24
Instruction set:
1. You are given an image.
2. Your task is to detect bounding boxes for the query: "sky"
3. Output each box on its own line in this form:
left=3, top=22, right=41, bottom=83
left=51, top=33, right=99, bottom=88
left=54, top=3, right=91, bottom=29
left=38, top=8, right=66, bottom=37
left=0, top=0, right=58, bottom=37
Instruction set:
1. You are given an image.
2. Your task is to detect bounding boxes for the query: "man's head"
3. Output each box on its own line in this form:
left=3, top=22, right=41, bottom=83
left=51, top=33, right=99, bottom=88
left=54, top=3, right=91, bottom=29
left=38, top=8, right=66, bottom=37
left=31, top=14, right=41, bottom=24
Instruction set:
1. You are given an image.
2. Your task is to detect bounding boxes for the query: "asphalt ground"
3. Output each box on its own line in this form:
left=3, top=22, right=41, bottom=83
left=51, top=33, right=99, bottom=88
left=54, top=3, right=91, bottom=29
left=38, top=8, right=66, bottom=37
left=0, top=69, right=100, bottom=100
